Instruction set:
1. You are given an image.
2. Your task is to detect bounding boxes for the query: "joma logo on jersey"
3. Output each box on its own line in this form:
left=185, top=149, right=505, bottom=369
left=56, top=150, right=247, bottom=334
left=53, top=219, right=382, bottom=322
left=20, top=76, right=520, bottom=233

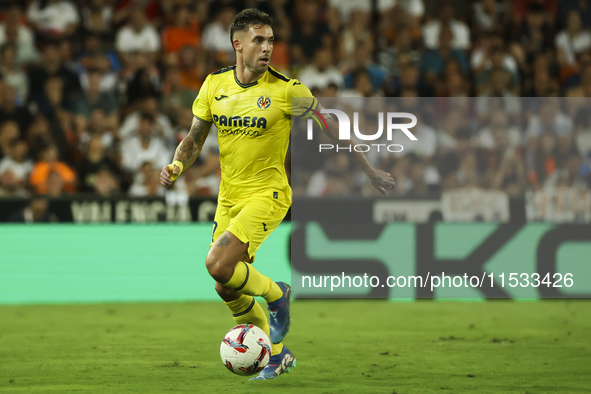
left=257, top=96, right=271, bottom=109
left=213, top=114, right=267, bottom=129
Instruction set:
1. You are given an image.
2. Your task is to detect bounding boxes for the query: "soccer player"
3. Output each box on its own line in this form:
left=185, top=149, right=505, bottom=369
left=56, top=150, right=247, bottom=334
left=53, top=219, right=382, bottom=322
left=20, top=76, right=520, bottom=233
left=160, top=9, right=394, bottom=380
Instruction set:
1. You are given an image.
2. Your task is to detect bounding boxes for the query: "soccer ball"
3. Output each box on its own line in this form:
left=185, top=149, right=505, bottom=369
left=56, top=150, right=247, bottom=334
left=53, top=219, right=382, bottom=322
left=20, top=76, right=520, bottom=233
left=220, top=324, right=271, bottom=376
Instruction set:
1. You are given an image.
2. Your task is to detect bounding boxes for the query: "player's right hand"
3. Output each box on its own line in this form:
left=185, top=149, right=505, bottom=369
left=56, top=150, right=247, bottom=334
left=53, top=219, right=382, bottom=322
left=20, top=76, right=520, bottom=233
left=160, top=164, right=181, bottom=186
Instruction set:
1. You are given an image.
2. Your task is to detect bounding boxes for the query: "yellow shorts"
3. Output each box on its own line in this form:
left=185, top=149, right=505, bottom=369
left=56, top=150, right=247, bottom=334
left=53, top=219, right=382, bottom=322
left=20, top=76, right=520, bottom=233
left=211, top=195, right=289, bottom=261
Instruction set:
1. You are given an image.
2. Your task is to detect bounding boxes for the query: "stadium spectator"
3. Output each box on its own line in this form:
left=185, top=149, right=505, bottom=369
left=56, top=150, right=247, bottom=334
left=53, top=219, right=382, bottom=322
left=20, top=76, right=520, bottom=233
left=24, top=114, right=72, bottom=166
left=421, top=26, right=469, bottom=82
left=0, top=84, right=33, bottom=133
left=558, top=0, right=591, bottom=28
left=161, top=4, right=200, bottom=55
left=78, top=107, right=115, bottom=153
left=114, top=0, right=162, bottom=26
left=384, top=63, right=434, bottom=97
left=456, top=150, right=481, bottom=187
left=129, top=161, right=164, bottom=197
left=574, top=110, right=591, bottom=158
left=8, top=196, right=57, bottom=222
left=491, top=149, right=527, bottom=196
left=176, top=45, right=207, bottom=91
left=545, top=152, right=588, bottom=188
left=528, top=133, right=558, bottom=186
left=510, top=3, right=555, bottom=62
left=476, top=69, right=522, bottom=123
left=389, top=155, right=414, bottom=196
left=29, top=144, right=76, bottom=195
left=437, top=108, right=469, bottom=153
left=393, top=0, right=425, bottom=23
left=0, top=139, right=33, bottom=197
left=475, top=111, right=522, bottom=150
left=80, top=0, right=114, bottom=38
left=119, top=97, right=174, bottom=143
left=161, top=67, right=197, bottom=125
left=185, top=152, right=221, bottom=197
left=0, top=44, right=28, bottom=105
left=124, top=62, right=161, bottom=105
left=31, top=77, right=72, bottom=119
left=555, top=10, right=591, bottom=69
left=45, top=170, right=65, bottom=197
left=322, top=82, right=339, bottom=97
left=201, top=6, right=235, bottom=65
left=342, top=44, right=387, bottom=92
left=0, top=120, right=20, bottom=159
left=115, top=7, right=161, bottom=65
left=471, top=33, right=520, bottom=95
left=379, top=25, right=422, bottom=80
left=0, top=5, right=38, bottom=65
left=526, top=99, right=573, bottom=138
left=338, top=9, right=372, bottom=67
left=26, top=0, right=80, bottom=40
left=77, top=34, right=121, bottom=93
left=297, top=47, right=343, bottom=91
left=328, top=0, right=371, bottom=21
left=290, top=1, right=331, bottom=65
left=422, top=3, right=471, bottom=50
left=473, top=0, right=505, bottom=34
left=340, top=69, right=379, bottom=97
left=408, top=160, right=430, bottom=196
left=306, top=154, right=355, bottom=197
left=77, top=135, right=119, bottom=193
left=392, top=112, right=438, bottom=158
left=266, top=10, right=291, bottom=73
left=27, top=43, right=81, bottom=103
left=93, top=168, right=120, bottom=196
left=72, top=69, right=119, bottom=132
left=120, top=114, right=170, bottom=172
left=513, top=0, right=558, bottom=27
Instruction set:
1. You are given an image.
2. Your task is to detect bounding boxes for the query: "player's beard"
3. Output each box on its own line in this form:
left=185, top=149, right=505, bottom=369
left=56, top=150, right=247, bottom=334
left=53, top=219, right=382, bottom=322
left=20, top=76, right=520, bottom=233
left=250, top=54, right=270, bottom=74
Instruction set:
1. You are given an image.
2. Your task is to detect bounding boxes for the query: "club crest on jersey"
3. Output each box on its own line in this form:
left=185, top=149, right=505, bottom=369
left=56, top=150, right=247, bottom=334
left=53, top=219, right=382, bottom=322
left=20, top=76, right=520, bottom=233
left=257, top=96, right=271, bottom=110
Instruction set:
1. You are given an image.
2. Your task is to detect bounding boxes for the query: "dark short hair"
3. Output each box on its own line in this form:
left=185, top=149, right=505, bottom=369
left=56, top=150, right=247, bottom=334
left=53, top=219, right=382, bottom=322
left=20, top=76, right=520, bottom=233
left=230, top=8, right=273, bottom=50
left=140, top=113, right=155, bottom=124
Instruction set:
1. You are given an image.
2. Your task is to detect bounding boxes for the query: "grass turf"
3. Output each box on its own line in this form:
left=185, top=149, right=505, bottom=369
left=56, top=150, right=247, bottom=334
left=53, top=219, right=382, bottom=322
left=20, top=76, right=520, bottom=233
left=0, top=300, right=590, bottom=394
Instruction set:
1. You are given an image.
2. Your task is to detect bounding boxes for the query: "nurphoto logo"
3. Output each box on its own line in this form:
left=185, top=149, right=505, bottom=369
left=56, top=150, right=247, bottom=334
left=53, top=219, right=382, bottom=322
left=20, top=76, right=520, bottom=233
left=306, top=109, right=418, bottom=152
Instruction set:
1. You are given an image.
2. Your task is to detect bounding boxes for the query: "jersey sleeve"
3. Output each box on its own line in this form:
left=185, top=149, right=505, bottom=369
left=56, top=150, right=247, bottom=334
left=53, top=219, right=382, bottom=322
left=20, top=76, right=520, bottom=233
left=286, top=79, right=318, bottom=119
left=192, top=75, right=213, bottom=122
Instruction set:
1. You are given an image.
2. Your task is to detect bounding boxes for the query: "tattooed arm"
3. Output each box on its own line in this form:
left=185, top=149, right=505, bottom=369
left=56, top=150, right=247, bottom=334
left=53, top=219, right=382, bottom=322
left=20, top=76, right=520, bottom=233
left=160, top=116, right=212, bottom=186
left=320, top=110, right=395, bottom=195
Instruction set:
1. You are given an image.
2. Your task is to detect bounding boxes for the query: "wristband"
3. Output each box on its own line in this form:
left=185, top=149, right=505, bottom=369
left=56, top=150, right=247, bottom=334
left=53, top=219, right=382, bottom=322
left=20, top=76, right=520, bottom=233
left=168, top=160, right=184, bottom=181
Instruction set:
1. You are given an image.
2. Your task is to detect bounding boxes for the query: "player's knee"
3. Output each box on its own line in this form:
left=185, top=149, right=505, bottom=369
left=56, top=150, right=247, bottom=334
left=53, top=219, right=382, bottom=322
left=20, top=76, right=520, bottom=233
left=205, top=252, right=231, bottom=283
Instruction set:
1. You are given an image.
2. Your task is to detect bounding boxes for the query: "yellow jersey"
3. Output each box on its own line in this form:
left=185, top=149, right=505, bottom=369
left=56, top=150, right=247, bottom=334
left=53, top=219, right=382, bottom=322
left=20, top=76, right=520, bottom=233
left=192, top=65, right=317, bottom=207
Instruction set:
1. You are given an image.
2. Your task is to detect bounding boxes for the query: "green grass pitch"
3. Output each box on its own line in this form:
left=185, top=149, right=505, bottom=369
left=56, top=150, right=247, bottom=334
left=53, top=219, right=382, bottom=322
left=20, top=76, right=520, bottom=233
left=0, top=300, right=590, bottom=394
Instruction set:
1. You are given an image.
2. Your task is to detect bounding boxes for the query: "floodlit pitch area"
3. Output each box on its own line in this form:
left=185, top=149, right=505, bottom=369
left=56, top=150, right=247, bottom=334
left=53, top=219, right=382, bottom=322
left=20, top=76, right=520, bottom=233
left=0, top=300, right=589, bottom=394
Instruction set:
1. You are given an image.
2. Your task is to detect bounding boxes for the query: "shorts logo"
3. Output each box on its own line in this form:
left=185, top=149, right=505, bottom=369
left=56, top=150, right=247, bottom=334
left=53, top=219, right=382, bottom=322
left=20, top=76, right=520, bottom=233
left=263, top=223, right=268, bottom=232
left=257, top=96, right=271, bottom=109
left=273, top=192, right=278, bottom=199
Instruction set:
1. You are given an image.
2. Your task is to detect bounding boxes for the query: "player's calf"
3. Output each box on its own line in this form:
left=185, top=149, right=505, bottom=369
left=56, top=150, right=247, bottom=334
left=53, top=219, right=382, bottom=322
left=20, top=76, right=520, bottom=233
left=206, top=231, right=250, bottom=283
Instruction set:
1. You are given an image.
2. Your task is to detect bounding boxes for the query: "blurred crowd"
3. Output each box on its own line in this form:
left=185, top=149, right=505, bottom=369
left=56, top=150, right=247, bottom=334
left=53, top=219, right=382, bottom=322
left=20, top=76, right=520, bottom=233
left=291, top=96, right=591, bottom=198
left=0, top=0, right=591, bottom=200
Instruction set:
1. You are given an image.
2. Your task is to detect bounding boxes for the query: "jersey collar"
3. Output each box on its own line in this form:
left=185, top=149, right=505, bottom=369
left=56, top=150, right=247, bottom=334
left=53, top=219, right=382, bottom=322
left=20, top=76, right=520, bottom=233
left=233, top=66, right=264, bottom=89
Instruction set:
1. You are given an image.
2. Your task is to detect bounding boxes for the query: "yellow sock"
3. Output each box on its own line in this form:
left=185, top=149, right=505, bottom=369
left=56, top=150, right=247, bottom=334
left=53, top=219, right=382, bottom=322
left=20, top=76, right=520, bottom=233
left=224, top=294, right=284, bottom=355
left=224, top=262, right=283, bottom=303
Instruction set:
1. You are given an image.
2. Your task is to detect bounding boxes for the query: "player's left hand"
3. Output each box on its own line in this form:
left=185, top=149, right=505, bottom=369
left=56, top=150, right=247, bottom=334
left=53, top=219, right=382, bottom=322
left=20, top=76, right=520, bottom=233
left=368, top=168, right=395, bottom=195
